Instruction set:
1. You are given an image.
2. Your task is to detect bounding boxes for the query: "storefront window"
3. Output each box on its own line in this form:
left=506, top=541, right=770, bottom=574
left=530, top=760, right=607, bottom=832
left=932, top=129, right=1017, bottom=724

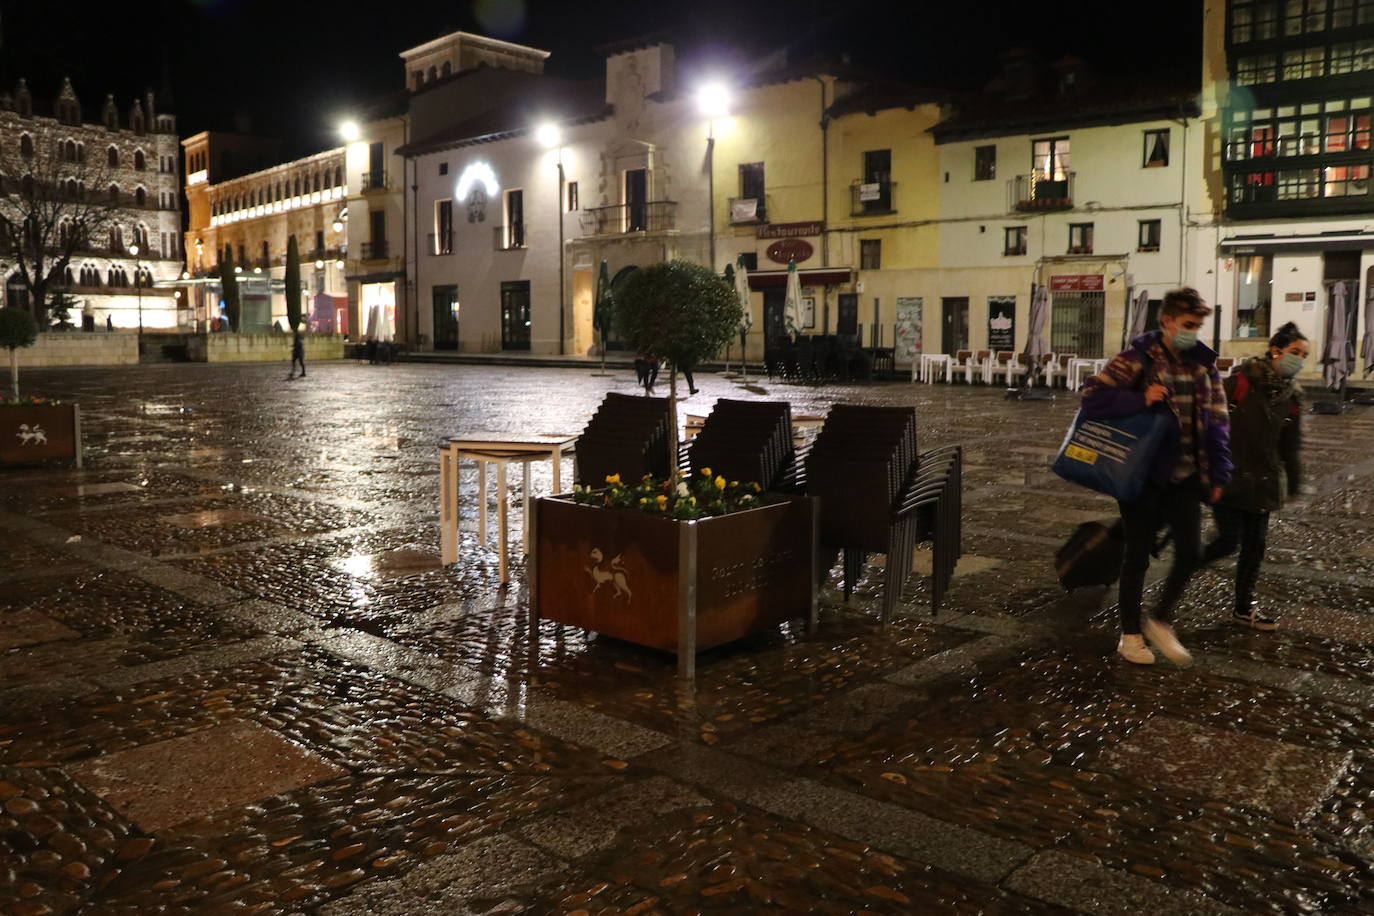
left=1235, top=255, right=1273, bottom=339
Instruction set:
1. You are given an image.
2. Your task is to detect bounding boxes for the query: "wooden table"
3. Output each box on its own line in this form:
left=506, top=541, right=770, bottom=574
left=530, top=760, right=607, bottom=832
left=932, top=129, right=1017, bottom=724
left=439, top=433, right=577, bottom=581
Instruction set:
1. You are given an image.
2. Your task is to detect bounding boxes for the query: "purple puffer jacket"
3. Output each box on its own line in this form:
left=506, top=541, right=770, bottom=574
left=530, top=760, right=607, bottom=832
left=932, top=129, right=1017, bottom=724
left=1080, top=331, right=1233, bottom=491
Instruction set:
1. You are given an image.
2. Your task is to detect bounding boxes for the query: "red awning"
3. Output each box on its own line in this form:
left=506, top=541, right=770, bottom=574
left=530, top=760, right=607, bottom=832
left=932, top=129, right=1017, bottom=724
left=747, top=268, right=854, bottom=290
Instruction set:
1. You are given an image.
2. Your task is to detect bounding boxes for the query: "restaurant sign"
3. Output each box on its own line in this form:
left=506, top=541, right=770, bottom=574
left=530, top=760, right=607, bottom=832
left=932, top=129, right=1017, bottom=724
left=766, top=238, right=814, bottom=265
left=757, top=221, right=824, bottom=240
left=1049, top=274, right=1104, bottom=291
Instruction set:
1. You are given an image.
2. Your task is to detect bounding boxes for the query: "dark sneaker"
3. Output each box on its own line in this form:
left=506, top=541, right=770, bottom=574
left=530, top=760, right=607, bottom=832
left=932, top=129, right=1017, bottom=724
left=1232, top=608, right=1277, bottom=631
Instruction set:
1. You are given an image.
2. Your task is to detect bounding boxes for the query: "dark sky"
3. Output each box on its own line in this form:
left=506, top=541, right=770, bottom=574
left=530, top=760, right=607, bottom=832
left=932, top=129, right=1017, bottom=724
left=2, top=0, right=1201, bottom=156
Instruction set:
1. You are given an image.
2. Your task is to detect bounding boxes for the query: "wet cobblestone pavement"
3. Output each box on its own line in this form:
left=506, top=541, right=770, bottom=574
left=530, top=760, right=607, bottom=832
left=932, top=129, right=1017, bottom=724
left=2, top=361, right=1372, bottom=914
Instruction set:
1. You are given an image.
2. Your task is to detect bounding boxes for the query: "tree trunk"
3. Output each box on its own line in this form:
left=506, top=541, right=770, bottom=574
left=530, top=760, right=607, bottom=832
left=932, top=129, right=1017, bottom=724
left=8, top=347, right=18, bottom=400
left=666, top=363, right=681, bottom=486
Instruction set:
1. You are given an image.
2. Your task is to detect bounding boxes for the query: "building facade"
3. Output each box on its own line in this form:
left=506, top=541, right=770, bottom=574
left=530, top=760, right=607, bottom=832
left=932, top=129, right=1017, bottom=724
left=1, top=78, right=182, bottom=328
left=182, top=132, right=347, bottom=332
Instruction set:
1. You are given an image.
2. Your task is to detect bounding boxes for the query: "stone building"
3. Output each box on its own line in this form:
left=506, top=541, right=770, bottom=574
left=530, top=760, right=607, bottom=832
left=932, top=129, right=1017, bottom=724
left=0, top=78, right=182, bottom=328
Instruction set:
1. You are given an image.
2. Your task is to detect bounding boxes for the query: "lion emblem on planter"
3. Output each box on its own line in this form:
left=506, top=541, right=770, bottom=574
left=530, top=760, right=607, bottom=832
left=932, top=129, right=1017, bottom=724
left=16, top=424, right=48, bottom=446
left=586, top=548, right=632, bottom=602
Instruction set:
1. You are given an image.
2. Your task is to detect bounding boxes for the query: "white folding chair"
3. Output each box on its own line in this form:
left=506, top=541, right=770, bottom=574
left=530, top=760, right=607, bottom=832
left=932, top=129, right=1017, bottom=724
left=968, top=350, right=992, bottom=384
left=946, top=350, right=973, bottom=383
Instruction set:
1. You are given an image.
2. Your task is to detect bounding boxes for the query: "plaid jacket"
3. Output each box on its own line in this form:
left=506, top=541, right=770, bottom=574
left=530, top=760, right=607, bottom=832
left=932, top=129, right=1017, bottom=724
left=1081, top=331, right=1233, bottom=492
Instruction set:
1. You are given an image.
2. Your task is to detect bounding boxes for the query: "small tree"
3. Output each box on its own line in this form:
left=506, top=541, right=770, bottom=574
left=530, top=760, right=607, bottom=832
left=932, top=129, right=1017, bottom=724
left=49, top=291, right=77, bottom=330
left=219, top=245, right=241, bottom=331
left=285, top=235, right=302, bottom=331
left=614, top=260, right=742, bottom=484
left=0, top=306, right=39, bottom=399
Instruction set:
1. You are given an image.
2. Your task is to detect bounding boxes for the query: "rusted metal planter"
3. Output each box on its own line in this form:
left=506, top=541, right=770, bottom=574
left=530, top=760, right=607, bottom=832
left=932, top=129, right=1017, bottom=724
left=0, top=403, right=81, bottom=467
left=530, top=495, right=818, bottom=679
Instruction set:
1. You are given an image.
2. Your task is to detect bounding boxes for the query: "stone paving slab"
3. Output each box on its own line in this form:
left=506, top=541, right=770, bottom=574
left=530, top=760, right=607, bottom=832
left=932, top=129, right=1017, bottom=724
left=0, top=609, right=81, bottom=650
left=1006, top=851, right=1242, bottom=915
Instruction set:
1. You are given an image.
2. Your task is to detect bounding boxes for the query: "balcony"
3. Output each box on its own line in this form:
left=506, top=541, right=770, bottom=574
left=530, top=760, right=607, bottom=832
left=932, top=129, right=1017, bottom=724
left=361, top=240, right=390, bottom=260
left=493, top=224, right=527, bottom=251
left=728, top=196, right=767, bottom=224
left=360, top=170, right=388, bottom=192
left=850, top=180, right=896, bottom=216
left=579, top=201, right=678, bottom=237
left=428, top=232, right=453, bottom=255
left=1013, top=172, right=1075, bottom=212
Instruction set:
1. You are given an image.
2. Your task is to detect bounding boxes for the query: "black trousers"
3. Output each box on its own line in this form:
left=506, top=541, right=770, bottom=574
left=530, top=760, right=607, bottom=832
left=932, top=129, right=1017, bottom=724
left=291, top=354, right=305, bottom=375
left=1117, top=477, right=1203, bottom=634
left=1203, top=505, right=1270, bottom=614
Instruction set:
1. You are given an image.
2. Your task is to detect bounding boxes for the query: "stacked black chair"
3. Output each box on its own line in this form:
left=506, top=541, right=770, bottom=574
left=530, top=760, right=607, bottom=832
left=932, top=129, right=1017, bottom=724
left=806, top=404, right=962, bottom=620
left=688, top=399, right=795, bottom=491
left=575, top=392, right=671, bottom=486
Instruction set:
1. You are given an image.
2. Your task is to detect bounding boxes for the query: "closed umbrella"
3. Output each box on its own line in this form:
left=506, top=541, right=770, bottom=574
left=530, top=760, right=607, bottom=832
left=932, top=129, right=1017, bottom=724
left=1323, top=280, right=1352, bottom=389
left=1363, top=282, right=1374, bottom=377
left=593, top=260, right=613, bottom=375
left=1023, top=282, right=1050, bottom=388
left=735, top=255, right=754, bottom=378
left=1129, top=288, right=1150, bottom=342
left=783, top=259, right=803, bottom=340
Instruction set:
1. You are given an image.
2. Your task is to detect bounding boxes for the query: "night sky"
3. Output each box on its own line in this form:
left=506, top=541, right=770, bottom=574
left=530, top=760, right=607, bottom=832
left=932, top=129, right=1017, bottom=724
left=2, top=0, right=1200, bottom=155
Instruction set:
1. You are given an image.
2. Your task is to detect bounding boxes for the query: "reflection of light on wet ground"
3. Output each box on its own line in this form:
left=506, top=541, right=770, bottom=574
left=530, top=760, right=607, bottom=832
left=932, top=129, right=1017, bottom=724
left=335, top=554, right=376, bottom=578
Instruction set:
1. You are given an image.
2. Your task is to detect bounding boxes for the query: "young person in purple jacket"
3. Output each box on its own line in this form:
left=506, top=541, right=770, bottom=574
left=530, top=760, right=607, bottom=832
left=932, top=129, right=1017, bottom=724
left=1081, top=288, right=1233, bottom=666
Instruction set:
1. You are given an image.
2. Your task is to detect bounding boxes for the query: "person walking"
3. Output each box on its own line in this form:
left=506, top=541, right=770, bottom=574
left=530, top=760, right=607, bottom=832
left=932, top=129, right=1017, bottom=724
left=1201, top=322, right=1307, bottom=630
left=680, top=361, right=699, bottom=396
left=1081, top=287, right=1232, bottom=666
left=289, top=328, right=306, bottom=378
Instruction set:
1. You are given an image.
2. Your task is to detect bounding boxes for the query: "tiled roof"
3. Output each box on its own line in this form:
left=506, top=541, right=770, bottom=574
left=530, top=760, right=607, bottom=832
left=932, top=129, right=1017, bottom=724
left=930, top=80, right=1200, bottom=142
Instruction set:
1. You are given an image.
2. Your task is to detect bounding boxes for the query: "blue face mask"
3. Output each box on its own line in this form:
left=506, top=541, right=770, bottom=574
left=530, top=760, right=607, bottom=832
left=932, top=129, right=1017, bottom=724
left=1278, top=353, right=1304, bottom=377
left=1170, top=328, right=1199, bottom=349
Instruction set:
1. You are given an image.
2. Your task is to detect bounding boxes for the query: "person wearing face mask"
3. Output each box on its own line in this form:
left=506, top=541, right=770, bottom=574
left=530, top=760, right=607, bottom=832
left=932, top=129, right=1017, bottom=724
left=1200, top=322, right=1308, bottom=630
left=1081, top=287, right=1233, bottom=666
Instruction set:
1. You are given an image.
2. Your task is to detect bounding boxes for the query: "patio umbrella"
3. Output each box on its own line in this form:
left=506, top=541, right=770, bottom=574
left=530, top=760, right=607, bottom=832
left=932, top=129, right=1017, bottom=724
left=1323, top=280, right=1353, bottom=390
left=1129, top=288, right=1150, bottom=342
left=735, top=255, right=754, bottom=378
left=1363, top=282, right=1374, bottom=377
left=1023, top=282, right=1050, bottom=387
left=593, top=260, right=613, bottom=374
left=783, top=259, right=803, bottom=340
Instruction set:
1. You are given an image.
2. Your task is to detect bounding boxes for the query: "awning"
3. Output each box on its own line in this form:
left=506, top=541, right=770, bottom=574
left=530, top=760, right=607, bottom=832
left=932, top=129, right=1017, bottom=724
left=1221, top=231, right=1374, bottom=253
left=747, top=267, right=853, bottom=290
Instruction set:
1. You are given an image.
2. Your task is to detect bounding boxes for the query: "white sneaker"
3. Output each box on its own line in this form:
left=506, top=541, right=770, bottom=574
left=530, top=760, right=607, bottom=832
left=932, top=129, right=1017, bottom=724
left=1142, top=618, right=1192, bottom=667
left=1117, top=634, right=1155, bottom=665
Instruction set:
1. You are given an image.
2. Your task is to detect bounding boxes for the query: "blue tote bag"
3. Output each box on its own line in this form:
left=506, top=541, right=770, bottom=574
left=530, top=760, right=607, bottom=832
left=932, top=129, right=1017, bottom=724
left=1051, top=409, right=1172, bottom=503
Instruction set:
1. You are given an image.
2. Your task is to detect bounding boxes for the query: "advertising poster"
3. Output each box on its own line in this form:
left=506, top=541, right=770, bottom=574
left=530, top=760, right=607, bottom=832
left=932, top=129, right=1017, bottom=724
left=988, top=296, right=1016, bottom=351
left=896, top=297, right=923, bottom=359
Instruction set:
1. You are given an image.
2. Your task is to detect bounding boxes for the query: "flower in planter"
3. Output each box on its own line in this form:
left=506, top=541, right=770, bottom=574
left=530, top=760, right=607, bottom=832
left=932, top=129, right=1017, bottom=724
left=572, top=472, right=773, bottom=520
left=714, top=476, right=726, bottom=491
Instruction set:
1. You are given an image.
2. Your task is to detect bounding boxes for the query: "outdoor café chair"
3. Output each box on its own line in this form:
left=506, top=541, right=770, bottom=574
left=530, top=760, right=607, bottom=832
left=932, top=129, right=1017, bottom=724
left=968, top=349, right=993, bottom=384
left=989, top=351, right=1017, bottom=386
left=946, top=350, right=974, bottom=383
left=1048, top=352, right=1077, bottom=387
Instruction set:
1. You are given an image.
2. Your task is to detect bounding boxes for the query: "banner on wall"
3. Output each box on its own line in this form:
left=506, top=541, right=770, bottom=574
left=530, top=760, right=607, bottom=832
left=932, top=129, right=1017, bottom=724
left=896, top=297, right=923, bottom=359
left=988, top=296, right=1016, bottom=351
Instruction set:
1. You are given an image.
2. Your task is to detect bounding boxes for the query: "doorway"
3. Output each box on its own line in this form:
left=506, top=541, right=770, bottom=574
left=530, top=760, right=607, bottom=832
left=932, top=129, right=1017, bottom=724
left=432, top=284, right=459, bottom=350
left=941, top=297, right=969, bottom=354
left=764, top=288, right=788, bottom=350
left=625, top=169, right=647, bottom=231
left=500, top=280, right=531, bottom=350
left=1050, top=290, right=1105, bottom=357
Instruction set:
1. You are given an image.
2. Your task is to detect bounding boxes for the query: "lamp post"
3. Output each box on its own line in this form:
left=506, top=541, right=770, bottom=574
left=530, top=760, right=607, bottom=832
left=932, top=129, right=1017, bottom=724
left=696, top=83, right=732, bottom=272
left=128, top=243, right=143, bottom=353
left=536, top=122, right=566, bottom=354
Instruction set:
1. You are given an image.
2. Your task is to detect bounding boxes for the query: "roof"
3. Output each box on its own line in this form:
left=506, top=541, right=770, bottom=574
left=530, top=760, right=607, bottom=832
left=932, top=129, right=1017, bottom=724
left=400, top=30, right=549, bottom=62
left=398, top=77, right=609, bottom=157
left=826, top=81, right=950, bottom=119
left=930, top=80, right=1200, bottom=143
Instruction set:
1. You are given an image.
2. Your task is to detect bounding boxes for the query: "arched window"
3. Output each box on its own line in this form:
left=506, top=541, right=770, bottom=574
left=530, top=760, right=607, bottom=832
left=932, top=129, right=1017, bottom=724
left=21, top=175, right=34, bottom=196
left=135, top=187, right=146, bottom=206
left=19, top=134, right=33, bottom=158
left=109, top=225, right=123, bottom=251
left=313, top=172, right=321, bottom=192
left=334, top=166, right=342, bottom=187
left=294, top=176, right=301, bottom=196
left=65, top=179, right=79, bottom=197
left=7, top=274, right=30, bottom=312
left=135, top=224, right=149, bottom=248
left=442, top=61, right=452, bottom=77
left=132, top=111, right=145, bottom=135
left=77, top=143, right=85, bottom=163
left=61, top=139, right=77, bottom=162
left=64, top=266, right=75, bottom=286
left=134, top=150, right=146, bottom=171
left=428, top=66, right=437, bottom=82
left=107, top=267, right=118, bottom=286
left=107, top=146, right=119, bottom=168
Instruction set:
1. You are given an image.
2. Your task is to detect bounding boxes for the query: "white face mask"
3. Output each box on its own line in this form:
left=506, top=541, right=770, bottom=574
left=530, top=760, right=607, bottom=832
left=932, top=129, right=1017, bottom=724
left=1278, top=353, right=1304, bottom=377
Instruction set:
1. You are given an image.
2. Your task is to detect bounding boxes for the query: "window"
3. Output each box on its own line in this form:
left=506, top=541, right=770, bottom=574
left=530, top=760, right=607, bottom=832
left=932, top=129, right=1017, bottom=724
left=1332, top=0, right=1374, bottom=27
left=314, top=231, right=324, bottom=254
left=974, top=145, right=996, bottom=180
left=1138, top=219, right=1162, bottom=251
left=1236, top=54, right=1278, bottom=84
left=107, top=146, right=119, bottom=168
left=19, top=134, right=33, bottom=158
left=1235, top=255, right=1273, bottom=338
left=1004, top=226, right=1027, bottom=255
left=1068, top=222, right=1094, bottom=254
left=739, top=162, right=765, bottom=201
left=624, top=168, right=647, bottom=230
left=1232, top=1, right=1280, bottom=41
left=108, top=184, right=120, bottom=204
left=505, top=188, right=525, bottom=248
left=738, top=252, right=759, bottom=271
left=1283, top=0, right=1330, bottom=34
left=438, top=162, right=448, bottom=176
left=435, top=199, right=453, bottom=253
left=1282, top=46, right=1325, bottom=79
left=260, top=240, right=269, bottom=267
left=135, top=187, right=146, bottom=207
left=442, top=61, right=452, bottom=77
left=109, top=225, right=123, bottom=251
left=566, top=180, right=579, bottom=212
left=1031, top=137, right=1071, bottom=180
left=134, top=150, right=147, bottom=171
left=860, top=149, right=892, bottom=213
left=1277, top=167, right=1321, bottom=198
left=860, top=239, right=881, bottom=269
left=1143, top=129, right=1170, bottom=167
left=1329, top=40, right=1374, bottom=73
left=1324, top=163, right=1371, bottom=195
left=61, top=139, right=77, bottom=162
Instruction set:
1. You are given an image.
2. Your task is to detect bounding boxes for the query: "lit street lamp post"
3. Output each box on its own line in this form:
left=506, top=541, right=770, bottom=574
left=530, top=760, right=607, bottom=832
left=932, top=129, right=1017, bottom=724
left=696, top=83, right=732, bottom=272
left=129, top=243, right=143, bottom=354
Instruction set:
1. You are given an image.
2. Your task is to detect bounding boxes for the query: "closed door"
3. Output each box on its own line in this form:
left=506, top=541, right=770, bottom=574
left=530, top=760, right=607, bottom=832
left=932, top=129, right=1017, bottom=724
left=625, top=169, right=647, bottom=231
left=432, top=284, right=458, bottom=350
left=764, top=288, right=787, bottom=349
left=836, top=292, right=859, bottom=337
left=941, top=297, right=969, bottom=354
left=501, top=281, right=531, bottom=350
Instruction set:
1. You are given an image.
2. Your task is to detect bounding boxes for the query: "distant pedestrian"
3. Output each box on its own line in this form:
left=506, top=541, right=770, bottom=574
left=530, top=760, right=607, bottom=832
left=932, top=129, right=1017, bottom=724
left=289, top=328, right=306, bottom=378
left=637, top=354, right=659, bottom=394
left=680, top=361, right=699, bottom=396
left=1081, top=287, right=1232, bottom=666
left=1201, top=322, right=1308, bottom=630
left=105, top=315, right=114, bottom=331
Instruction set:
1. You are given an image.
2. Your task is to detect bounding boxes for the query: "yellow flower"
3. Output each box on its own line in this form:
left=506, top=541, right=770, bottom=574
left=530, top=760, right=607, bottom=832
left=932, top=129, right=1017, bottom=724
left=655, top=494, right=668, bottom=509
left=700, top=467, right=712, bottom=477
left=753, top=483, right=762, bottom=492
left=639, top=497, right=647, bottom=504
left=606, top=473, right=621, bottom=485
left=730, top=480, right=739, bottom=488
left=714, top=476, right=726, bottom=491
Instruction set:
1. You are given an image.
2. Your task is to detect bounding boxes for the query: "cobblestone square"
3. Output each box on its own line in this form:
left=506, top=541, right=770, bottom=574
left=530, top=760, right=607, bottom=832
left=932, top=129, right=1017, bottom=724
left=2, top=362, right=1372, bottom=914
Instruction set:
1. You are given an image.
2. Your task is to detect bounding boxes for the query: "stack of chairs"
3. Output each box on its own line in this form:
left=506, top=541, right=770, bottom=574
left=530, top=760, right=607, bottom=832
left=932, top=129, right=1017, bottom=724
left=575, top=392, right=671, bottom=486
left=688, top=399, right=795, bottom=491
left=806, top=404, right=962, bottom=619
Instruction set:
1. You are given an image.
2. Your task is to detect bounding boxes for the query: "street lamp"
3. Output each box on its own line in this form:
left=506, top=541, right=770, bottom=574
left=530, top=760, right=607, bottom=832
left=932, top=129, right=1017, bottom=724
left=537, top=121, right=566, bottom=355
left=339, top=121, right=360, bottom=143
left=695, top=82, right=732, bottom=271
left=128, top=243, right=143, bottom=352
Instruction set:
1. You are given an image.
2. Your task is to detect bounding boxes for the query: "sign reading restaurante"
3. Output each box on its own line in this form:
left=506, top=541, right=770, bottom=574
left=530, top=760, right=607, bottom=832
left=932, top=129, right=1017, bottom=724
left=757, top=221, right=824, bottom=240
